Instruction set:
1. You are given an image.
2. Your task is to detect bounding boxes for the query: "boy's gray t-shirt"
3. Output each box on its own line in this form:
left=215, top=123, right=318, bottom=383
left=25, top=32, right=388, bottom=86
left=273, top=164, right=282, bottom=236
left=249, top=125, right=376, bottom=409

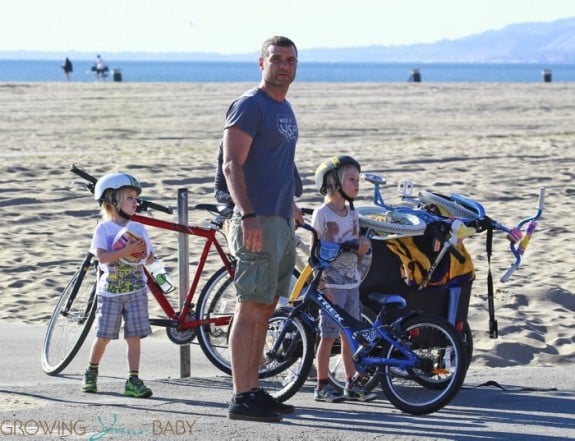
left=225, top=87, right=298, bottom=218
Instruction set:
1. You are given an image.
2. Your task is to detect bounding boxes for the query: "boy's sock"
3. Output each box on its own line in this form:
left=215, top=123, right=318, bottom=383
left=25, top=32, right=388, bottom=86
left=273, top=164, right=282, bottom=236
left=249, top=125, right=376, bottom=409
left=345, top=377, right=354, bottom=389
left=129, top=370, right=139, bottom=379
left=87, top=363, right=99, bottom=373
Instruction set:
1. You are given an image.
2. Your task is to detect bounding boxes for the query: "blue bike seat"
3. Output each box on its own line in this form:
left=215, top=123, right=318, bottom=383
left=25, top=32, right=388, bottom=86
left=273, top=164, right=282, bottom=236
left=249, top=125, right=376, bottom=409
left=367, top=293, right=407, bottom=310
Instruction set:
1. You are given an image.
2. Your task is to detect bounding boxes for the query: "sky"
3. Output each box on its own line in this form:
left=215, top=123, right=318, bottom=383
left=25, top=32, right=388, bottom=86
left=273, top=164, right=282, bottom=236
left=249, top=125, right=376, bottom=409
left=2, top=0, right=575, bottom=55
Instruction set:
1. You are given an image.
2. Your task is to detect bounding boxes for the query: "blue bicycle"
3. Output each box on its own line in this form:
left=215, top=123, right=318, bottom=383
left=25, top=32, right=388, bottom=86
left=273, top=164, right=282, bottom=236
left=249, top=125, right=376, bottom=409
left=261, top=224, right=467, bottom=415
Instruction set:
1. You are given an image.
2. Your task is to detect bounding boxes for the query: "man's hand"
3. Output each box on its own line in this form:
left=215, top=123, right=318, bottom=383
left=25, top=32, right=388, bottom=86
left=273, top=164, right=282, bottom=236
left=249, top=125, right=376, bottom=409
left=242, top=217, right=263, bottom=252
left=293, top=203, right=304, bottom=227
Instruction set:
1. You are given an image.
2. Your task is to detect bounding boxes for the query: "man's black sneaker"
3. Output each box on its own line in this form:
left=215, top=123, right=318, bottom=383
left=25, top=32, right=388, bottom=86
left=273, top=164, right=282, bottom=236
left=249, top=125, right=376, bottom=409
left=253, top=388, right=295, bottom=414
left=228, top=392, right=283, bottom=422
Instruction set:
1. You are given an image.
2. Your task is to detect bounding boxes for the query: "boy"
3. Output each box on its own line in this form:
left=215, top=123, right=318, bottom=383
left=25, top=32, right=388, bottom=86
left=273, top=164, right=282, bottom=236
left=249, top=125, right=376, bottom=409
left=311, top=155, right=377, bottom=403
left=81, top=172, right=154, bottom=398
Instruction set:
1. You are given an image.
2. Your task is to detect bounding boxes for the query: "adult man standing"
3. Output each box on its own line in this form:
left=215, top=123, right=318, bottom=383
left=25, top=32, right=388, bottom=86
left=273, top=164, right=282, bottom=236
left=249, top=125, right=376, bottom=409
left=223, top=35, right=300, bottom=423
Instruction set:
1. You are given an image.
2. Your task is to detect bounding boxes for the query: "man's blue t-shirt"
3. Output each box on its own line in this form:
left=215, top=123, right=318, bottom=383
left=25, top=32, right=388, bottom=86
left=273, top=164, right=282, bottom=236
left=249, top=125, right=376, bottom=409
left=225, top=87, right=298, bottom=218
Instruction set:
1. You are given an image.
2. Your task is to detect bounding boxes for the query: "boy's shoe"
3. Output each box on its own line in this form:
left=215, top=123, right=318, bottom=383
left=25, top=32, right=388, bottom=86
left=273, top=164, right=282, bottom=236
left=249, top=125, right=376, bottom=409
left=81, top=369, right=98, bottom=393
left=253, top=388, right=295, bottom=414
left=124, top=377, right=153, bottom=398
left=228, top=392, right=283, bottom=422
left=314, top=384, right=346, bottom=403
left=344, top=385, right=378, bottom=402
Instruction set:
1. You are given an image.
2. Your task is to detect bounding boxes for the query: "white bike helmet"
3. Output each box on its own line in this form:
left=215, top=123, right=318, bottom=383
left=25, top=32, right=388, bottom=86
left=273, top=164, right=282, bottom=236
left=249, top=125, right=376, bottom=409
left=94, top=172, right=142, bottom=205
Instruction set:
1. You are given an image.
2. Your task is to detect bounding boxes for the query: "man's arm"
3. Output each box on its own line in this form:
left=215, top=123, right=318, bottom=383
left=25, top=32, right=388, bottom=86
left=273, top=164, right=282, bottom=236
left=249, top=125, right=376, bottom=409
left=222, top=126, right=253, bottom=216
left=222, top=126, right=263, bottom=252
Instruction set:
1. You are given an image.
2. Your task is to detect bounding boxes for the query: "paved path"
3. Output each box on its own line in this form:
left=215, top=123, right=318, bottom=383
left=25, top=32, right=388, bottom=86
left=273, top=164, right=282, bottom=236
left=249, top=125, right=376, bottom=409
left=1, top=323, right=574, bottom=440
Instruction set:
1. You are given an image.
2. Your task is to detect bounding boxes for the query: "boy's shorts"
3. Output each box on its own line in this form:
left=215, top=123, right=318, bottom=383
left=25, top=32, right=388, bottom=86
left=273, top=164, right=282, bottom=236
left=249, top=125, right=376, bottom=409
left=95, top=290, right=152, bottom=339
left=229, top=215, right=296, bottom=304
left=319, top=287, right=361, bottom=339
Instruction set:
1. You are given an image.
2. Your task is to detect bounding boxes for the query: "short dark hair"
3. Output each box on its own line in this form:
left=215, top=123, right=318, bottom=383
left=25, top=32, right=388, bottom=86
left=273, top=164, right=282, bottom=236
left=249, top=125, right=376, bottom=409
left=261, top=36, right=298, bottom=57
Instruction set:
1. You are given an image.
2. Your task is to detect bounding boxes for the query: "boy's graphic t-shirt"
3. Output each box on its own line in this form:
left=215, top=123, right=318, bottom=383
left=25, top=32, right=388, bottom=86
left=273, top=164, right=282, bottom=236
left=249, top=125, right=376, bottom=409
left=311, top=204, right=361, bottom=289
left=90, top=220, right=154, bottom=296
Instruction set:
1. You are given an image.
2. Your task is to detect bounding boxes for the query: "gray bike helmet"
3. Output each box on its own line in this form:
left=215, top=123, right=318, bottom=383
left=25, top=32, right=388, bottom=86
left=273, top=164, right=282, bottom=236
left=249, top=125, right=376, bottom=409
left=314, top=155, right=361, bottom=209
left=94, top=172, right=142, bottom=205
left=314, top=155, right=361, bottom=193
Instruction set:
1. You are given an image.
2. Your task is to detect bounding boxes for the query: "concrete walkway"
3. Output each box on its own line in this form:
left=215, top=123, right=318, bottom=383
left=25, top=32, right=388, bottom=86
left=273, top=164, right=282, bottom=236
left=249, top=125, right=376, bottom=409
left=1, top=322, right=573, bottom=440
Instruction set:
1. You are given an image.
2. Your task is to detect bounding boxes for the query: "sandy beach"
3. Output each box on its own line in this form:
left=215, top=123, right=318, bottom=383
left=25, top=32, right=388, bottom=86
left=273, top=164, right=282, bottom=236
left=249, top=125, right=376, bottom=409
left=0, top=81, right=573, bottom=370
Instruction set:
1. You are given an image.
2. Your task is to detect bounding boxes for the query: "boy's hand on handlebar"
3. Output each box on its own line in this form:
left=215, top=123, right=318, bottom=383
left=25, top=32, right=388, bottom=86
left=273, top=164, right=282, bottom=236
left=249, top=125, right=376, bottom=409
left=356, top=237, right=371, bottom=256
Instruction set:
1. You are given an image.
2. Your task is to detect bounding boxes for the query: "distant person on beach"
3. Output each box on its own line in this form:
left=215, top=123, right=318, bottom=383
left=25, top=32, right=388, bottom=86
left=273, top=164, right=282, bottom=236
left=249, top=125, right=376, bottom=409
left=61, top=57, right=73, bottom=80
left=94, top=54, right=107, bottom=80
left=81, top=172, right=155, bottom=399
left=223, top=35, right=301, bottom=423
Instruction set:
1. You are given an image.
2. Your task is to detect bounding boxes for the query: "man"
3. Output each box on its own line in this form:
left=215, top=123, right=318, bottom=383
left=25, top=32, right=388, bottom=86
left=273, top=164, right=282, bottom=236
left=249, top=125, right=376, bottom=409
left=223, top=35, right=301, bottom=422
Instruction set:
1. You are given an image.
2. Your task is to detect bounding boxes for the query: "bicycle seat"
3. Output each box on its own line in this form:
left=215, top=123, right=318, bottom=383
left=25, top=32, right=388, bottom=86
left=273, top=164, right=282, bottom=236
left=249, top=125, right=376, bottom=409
left=367, top=293, right=407, bottom=311
left=194, top=203, right=233, bottom=219
left=362, top=173, right=386, bottom=185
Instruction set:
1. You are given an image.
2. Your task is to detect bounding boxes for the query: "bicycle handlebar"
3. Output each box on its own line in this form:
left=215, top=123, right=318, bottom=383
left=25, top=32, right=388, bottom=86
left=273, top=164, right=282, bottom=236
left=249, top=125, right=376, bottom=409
left=70, top=164, right=173, bottom=215
left=363, top=173, right=545, bottom=283
left=298, top=223, right=369, bottom=272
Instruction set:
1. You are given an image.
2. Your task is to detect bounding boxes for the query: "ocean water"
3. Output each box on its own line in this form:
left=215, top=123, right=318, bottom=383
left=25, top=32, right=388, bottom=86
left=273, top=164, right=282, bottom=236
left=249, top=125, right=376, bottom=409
left=1, top=59, right=574, bottom=83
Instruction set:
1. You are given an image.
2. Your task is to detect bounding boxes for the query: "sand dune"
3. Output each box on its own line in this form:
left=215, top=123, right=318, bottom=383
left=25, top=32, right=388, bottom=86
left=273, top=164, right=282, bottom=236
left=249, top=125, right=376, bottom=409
left=0, top=81, right=573, bottom=368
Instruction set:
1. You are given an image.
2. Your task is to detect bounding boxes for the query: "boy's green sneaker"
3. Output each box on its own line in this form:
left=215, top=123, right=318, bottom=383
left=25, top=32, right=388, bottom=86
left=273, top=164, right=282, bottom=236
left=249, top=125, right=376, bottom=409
left=344, top=385, right=377, bottom=402
left=313, top=384, right=346, bottom=403
left=81, top=369, right=98, bottom=393
left=124, top=377, right=153, bottom=398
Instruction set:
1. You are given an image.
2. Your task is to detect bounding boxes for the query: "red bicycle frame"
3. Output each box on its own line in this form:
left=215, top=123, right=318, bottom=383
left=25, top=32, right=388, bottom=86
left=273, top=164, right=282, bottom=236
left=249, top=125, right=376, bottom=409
left=132, top=213, right=234, bottom=331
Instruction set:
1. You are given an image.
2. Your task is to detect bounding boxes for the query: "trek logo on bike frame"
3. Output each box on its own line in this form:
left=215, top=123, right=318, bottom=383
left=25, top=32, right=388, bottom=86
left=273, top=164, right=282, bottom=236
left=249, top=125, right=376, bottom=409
left=316, top=293, right=345, bottom=326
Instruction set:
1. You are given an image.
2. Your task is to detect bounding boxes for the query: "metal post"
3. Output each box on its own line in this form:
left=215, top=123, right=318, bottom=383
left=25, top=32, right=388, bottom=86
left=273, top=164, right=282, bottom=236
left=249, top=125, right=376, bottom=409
left=177, top=188, right=190, bottom=377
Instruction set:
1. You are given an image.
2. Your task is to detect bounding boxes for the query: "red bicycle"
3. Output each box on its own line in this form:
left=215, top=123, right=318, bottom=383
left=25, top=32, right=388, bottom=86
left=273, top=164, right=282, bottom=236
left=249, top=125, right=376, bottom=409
left=41, top=165, right=306, bottom=380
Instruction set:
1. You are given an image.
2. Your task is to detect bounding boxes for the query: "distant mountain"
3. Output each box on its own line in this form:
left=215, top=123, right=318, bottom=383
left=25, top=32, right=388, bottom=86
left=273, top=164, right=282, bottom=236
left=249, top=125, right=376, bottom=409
left=2, top=17, right=574, bottom=63
left=303, top=16, right=575, bottom=63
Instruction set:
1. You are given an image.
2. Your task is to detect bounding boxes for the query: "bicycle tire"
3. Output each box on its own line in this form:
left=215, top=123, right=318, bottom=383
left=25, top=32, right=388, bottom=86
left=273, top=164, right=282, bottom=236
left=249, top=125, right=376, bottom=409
left=41, top=254, right=98, bottom=375
left=380, top=314, right=466, bottom=415
left=409, top=318, right=474, bottom=392
left=357, top=206, right=426, bottom=238
left=418, top=191, right=481, bottom=220
left=196, top=266, right=236, bottom=375
left=195, top=265, right=300, bottom=376
left=461, top=321, right=474, bottom=370
left=259, top=313, right=315, bottom=403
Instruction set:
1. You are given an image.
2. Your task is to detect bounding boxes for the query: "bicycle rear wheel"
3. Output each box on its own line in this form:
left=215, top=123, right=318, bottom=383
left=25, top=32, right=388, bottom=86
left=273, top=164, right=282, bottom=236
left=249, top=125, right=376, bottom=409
left=380, top=314, right=466, bottom=415
left=196, top=265, right=300, bottom=376
left=41, top=253, right=98, bottom=375
left=196, top=266, right=236, bottom=375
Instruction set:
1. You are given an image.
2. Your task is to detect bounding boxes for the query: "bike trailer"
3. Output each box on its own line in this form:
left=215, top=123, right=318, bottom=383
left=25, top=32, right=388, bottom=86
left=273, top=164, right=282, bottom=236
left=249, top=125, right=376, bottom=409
left=359, top=233, right=474, bottom=331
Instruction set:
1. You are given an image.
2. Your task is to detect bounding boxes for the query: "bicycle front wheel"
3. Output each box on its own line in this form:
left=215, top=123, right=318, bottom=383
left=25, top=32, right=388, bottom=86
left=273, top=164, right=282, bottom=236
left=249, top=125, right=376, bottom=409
left=259, top=311, right=315, bottom=403
left=41, top=254, right=98, bottom=375
left=380, top=314, right=466, bottom=415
